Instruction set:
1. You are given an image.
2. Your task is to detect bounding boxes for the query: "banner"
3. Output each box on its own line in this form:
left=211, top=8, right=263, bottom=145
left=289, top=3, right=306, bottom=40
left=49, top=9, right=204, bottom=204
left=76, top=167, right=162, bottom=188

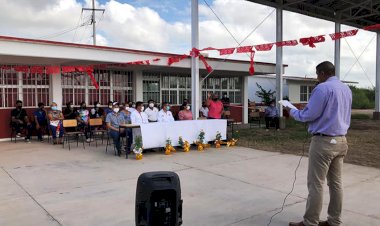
left=236, top=46, right=253, bottom=53
left=275, top=40, right=298, bottom=47
left=329, top=29, right=358, bottom=40
left=254, top=43, right=274, bottom=51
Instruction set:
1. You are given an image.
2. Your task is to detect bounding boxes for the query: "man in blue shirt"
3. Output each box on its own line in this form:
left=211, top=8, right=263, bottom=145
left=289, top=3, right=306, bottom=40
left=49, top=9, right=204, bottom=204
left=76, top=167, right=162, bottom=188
left=33, top=102, right=47, bottom=142
left=288, top=61, right=352, bottom=226
left=264, top=100, right=279, bottom=131
left=105, top=102, right=126, bottom=157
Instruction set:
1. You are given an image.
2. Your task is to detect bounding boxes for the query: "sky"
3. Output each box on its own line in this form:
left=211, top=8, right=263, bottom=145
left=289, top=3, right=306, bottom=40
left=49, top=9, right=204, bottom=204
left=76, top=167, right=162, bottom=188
left=0, top=0, right=377, bottom=88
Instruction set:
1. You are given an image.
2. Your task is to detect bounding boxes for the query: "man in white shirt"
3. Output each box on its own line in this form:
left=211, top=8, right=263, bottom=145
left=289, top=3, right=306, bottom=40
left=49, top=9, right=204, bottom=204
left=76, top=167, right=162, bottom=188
left=144, top=99, right=159, bottom=122
left=157, top=102, right=175, bottom=123
left=131, top=101, right=149, bottom=125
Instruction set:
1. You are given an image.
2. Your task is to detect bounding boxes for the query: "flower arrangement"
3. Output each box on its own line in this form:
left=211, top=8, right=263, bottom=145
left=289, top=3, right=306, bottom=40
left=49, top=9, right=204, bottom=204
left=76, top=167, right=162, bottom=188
left=133, top=135, right=143, bottom=160
left=214, top=131, right=222, bottom=148
left=179, top=136, right=190, bottom=152
left=165, top=138, right=176, bottom=155
left=194, top=130, right=210, bottom=151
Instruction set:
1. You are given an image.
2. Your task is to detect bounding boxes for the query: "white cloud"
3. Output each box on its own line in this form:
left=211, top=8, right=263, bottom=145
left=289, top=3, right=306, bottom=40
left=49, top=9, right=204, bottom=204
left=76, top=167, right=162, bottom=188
left=0, top=0, right=376, bottom=87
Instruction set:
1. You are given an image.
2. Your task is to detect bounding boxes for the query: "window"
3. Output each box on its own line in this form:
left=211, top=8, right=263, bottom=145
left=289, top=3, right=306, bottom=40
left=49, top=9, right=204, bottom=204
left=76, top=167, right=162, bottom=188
left=0, top=66, right=49, bottom=108
left=300, top=85, right=315, bottom=102
left=62, top=69, right=133, bottom=106
left=143, top=72, right=191, bottom=104
left=202, top=76, right=242, bottom=104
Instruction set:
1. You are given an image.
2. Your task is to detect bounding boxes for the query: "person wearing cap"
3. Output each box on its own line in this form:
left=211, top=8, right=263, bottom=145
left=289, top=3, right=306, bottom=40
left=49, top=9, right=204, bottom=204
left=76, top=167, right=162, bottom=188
left=131, top=101, right=149, bottom=125
left=144, top=99, right=159, bottom=122
left=105, top=102, right=126, bottom=157
left=157, top=102, right=175, bottom=123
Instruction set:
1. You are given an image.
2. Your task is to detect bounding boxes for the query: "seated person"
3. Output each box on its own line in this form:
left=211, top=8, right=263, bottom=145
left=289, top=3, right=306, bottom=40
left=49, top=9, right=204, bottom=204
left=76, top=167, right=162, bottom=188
left=128, top=101, right=136, bottom=113
left=48, top=102, right=64, bottom=144
left=178, top=103, right=193, bottom=120
left=120, top=103, right=132, bottom=153
left=265, top=100, right=280, bottom=131
left=63, top=101, right=77, bottom=119
left=200, top=101, right=209, bottom=118
left=131, top=101, right=149, bottom=125
left=144, top=99, right=159, bottom=122
left=11, top=100, right=32, bottom=142
left=157, top=102, right=175, bottom=123
left=34, top=102, right=48, bottom=142
left=105, top=102, right=126, bottom=157
left=76, top=102, right=90, bottom=142
left=90, top=101, right=104, bottom=119
left=104, top=101, right=113, bottom=116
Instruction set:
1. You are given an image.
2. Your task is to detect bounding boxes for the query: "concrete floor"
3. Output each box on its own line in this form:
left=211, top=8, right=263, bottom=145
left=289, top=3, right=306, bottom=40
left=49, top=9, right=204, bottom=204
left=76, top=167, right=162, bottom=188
left=0, top=141, right=379, bottom=226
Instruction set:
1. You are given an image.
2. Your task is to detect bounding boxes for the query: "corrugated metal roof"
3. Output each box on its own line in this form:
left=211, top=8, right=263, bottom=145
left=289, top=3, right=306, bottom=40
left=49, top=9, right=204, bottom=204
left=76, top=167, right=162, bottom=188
left=245, top=0, right=380, bottom=29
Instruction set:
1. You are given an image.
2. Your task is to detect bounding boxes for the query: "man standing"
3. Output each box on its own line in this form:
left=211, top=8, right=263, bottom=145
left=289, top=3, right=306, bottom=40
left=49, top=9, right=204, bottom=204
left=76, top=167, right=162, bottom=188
left=144, top=99, right=159, bottom=122
left=11, top=100, right=32, bottom=142
left=287, top=61, right=352, bottom=226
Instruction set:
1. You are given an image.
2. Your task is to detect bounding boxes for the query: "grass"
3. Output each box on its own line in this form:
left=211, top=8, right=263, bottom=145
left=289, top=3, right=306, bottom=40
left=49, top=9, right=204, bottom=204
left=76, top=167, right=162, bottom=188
left=238, top=118, right=380, bottom=168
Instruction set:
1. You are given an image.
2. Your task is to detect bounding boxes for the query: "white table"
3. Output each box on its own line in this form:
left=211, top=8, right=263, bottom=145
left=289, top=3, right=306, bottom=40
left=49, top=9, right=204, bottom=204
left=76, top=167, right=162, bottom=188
left=137, top=119, right=227, bottom=149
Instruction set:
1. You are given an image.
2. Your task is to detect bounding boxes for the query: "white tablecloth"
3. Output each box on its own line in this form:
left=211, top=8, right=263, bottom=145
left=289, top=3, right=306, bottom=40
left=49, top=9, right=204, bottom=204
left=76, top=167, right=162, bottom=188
left=138, top=119, right=227, bottom=149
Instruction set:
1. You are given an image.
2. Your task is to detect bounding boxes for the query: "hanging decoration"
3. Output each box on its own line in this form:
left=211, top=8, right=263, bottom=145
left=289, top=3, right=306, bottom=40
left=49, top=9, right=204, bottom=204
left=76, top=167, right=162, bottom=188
left=275, top=40, right=298, bottom=47
left=299, top=35, right=326, bottom=48
left=329, top=29, right=358, bottom=40
left=254, top=43, right=274, bottom=51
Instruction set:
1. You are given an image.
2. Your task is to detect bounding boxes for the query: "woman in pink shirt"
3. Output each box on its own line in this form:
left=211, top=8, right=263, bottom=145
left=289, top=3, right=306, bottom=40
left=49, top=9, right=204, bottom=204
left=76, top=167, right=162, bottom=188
left=206, top=92, right=224, bottom=119
left=178, top=103, right=193, bottom=120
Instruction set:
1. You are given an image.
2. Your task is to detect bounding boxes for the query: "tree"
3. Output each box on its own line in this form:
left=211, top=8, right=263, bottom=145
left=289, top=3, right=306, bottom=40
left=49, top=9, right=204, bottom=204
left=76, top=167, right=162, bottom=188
left=255, top=82, right=275, bottom=105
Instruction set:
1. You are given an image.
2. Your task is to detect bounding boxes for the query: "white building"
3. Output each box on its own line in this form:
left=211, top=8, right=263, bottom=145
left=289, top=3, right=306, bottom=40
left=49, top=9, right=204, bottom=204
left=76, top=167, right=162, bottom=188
left=0, top=35, right=284, bottom=139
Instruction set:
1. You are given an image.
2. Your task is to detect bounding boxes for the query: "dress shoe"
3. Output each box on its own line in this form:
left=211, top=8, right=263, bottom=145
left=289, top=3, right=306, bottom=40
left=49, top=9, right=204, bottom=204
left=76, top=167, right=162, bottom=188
left=318, top=221, right=330, bottom=226
left=289, top=222, right=305, bottom=226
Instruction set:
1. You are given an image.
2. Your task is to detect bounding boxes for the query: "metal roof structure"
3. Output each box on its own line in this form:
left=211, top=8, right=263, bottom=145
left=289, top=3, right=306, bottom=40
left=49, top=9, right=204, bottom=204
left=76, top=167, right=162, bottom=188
left=245, top=0, right=380, bottom=28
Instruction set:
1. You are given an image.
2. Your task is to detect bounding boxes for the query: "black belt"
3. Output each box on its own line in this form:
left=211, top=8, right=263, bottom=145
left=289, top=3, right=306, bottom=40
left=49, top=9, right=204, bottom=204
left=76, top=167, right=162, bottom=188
left=313, top=133, right=344, bottom=137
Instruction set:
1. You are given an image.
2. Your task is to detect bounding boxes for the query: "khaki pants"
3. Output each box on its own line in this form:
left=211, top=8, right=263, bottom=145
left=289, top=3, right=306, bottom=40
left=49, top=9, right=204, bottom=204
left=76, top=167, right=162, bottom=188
left=303, top=136, right=348, bottom=226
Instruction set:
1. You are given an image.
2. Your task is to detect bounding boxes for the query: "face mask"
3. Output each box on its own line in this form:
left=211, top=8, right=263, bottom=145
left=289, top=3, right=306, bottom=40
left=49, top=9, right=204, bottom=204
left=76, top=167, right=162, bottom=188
left=51, top=106, right=58, bottom=111
left=91, top=109, right=96, bottom=114
left=68, top=105, right=72, bottom=109
left=141, top=106, right=144, bottom=111
left=125, top=106, right=129, bottom=110
left=213, top=98, right=218, bottom=101
left=40, top=107, right=44, bottom=110
left=132, top=104, right=136, bottom=108
left=113, top=108, right=119, bottom=113
left=96, top=104, right=100, bottom=108
left=149, top=103, right=154, bottom=108
left=166, top=106, right=170, bottom=111
left=17, top=105, right=22, bottom=109
left=108, top=105, right=112, bottom=109
left=82, top=105, right=86, bottom=109
left=186, top=106, right=190, bottom=110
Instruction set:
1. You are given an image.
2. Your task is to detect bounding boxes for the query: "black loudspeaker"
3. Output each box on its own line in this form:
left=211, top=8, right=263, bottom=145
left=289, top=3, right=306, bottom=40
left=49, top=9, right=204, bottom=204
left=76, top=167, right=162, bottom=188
left=135, top=171, right=183, bottom=226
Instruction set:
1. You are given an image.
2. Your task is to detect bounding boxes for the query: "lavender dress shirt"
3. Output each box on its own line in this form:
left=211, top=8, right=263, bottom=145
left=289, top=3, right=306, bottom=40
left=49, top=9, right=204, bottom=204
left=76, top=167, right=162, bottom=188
left=290, top=76, right=352, bottom=136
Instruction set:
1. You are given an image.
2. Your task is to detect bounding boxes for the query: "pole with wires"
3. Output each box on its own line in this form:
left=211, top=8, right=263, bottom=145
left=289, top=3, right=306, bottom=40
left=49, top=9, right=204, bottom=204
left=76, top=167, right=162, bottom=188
left=191, top=0, right=200, bottom=119
left=82, top=0, right=105, bottom=45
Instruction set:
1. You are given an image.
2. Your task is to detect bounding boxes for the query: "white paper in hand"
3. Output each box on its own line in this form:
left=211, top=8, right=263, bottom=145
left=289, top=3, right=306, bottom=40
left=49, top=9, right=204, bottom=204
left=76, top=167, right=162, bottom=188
left=278, top=100, right=298, bottom=110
